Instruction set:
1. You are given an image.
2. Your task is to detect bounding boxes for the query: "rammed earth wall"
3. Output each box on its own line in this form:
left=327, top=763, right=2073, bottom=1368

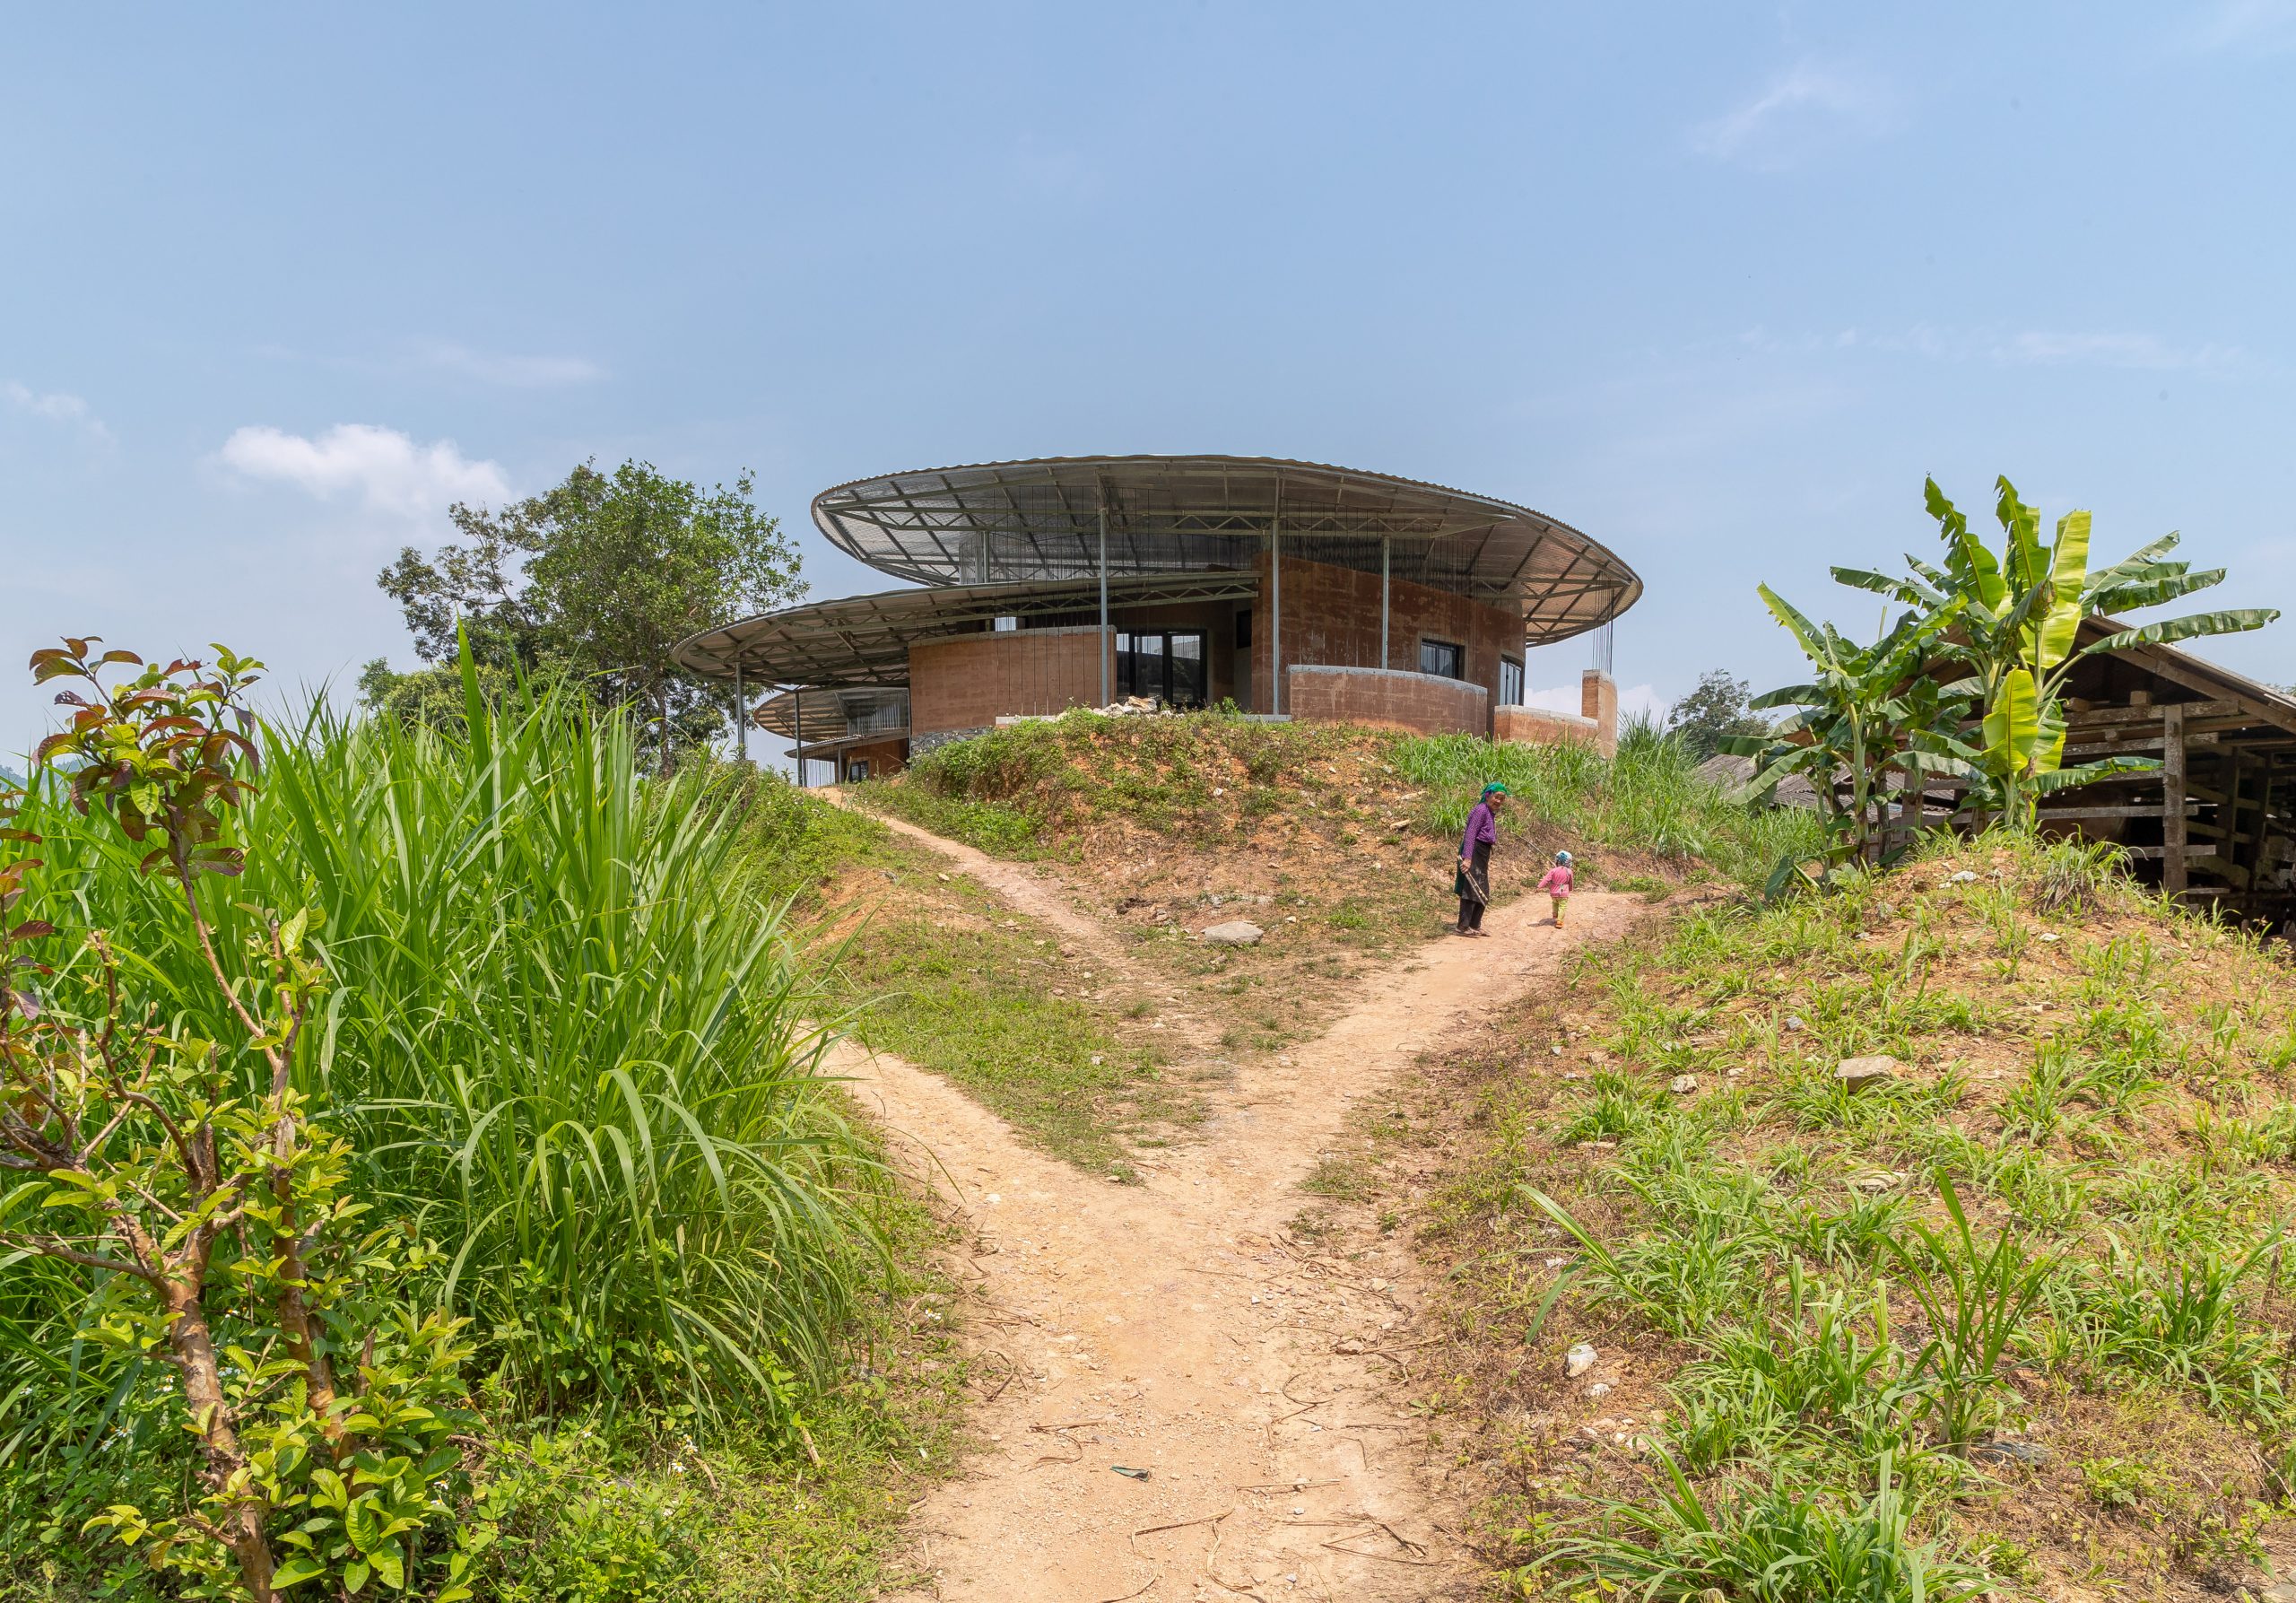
left=1285, top=666, right=1489, bottom=736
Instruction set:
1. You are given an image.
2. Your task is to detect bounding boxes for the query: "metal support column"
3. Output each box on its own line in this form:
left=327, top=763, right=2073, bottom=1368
left=733, top=659, right=747, bottom=764
left=1379, top=536, right=1390, bottom=670
left=1270, top=492, right=1283, bottom=714
left=2164, top=702, right=2187, bottom=896
left=1098, top=501, right=1110, bottom=708
left=793, top=686, right=804, bottom=788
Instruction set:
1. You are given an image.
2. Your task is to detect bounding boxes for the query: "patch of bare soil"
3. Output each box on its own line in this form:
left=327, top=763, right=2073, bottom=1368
left=837, top=856, right=1648, bottom=1603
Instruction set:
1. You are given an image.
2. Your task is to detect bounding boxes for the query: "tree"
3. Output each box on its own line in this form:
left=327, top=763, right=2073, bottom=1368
left=1727, top=586, right=1970, bottom=865
left=356, top=654, right=557, bottom=735
left=1834, top=476, right=2278, bottom=829
left=1665, top=669, right=1770, bottom=761
left=375, top=460, right=803, bottom=764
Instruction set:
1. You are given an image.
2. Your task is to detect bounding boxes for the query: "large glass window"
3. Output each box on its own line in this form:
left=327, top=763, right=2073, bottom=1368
left=1420, top=639, right=1465, bottom=680
left=1115, top=630, right=1209, bottom=708
left=1500, top=658, right=1525, bottom=706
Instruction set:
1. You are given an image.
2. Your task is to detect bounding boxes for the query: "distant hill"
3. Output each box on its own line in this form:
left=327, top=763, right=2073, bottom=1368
left=0, top=762, right=22, bottom=788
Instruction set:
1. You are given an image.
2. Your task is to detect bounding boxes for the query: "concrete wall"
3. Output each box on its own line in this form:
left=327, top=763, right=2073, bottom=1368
left=1248, top=553, right=1520, bottom=727
left=1581, top=669, right=1619, bottom=759
left=1286, top=666, right=1489, bottom=736
left=900, top=556, right=1535, bottom=740
left=1495, top=705, right=1600, bottom=751
left=909, top=626, right=1110, bottom=736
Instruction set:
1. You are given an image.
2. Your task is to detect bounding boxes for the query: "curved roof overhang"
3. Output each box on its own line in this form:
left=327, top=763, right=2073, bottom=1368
left=674, top=570, right=1262, bottom=688
left=812, top=454, right=1639, bottom=638
left=751, top=685, right=909, bottom=742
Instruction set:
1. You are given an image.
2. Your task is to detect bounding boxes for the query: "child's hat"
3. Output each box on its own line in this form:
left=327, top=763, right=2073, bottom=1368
left=1555, top=849, right=1572, bottom=864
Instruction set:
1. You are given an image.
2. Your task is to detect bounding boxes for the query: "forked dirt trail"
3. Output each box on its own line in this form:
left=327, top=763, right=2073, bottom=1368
left=834, top=823, right=1644, bottom=1603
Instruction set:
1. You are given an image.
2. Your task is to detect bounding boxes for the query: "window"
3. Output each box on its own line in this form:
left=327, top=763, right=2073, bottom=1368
left=1115, top=630, right=1209, bottom=708
left=1420, top=639, right=1465, bottom=680
left=1235, top=609, right=1252, bottom=649
left=992, top=615, right=1019, bottom=632
left=843, top=759, right=870, bottom=783
left=1500, top=658, right=1525, bottom=707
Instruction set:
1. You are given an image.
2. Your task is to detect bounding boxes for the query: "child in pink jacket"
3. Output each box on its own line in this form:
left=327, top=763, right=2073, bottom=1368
left=1538, top=850, right=1574, bottom=928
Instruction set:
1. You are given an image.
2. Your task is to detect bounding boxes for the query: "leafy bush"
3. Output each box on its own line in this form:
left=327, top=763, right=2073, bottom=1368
left=482, top=1429, right=705, bottom=1603
left=6, top=650, right=889, bottom=1594
left=3, top=644, right=490, bottom=1599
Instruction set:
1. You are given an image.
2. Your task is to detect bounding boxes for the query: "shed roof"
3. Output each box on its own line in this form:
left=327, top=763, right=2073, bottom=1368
left=2069, top=616, right=2296, bottom=736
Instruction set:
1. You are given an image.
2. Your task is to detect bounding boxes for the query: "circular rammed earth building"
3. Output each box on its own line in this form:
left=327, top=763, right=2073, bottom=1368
left=673, top=454, right=1640, bottom=779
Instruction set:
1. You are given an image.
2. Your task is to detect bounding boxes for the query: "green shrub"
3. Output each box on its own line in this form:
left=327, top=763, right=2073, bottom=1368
left=483, top=1429, right=705, bottom=1603
left=13, top=683, right=883, bottom=1439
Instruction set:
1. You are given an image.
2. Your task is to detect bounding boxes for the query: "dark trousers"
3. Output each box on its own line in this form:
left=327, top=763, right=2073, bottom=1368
left=1457, top=842, right=1491, bottom=931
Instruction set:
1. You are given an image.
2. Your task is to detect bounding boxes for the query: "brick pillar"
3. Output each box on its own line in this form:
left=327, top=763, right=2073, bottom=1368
left=1581, top=669, right=1618, bottom=760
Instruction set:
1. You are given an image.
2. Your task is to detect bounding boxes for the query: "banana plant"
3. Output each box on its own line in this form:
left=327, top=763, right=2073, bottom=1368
left=1726, top=585, right=1973, bottom=864
left=1834, top=476, right=2278, bottom=829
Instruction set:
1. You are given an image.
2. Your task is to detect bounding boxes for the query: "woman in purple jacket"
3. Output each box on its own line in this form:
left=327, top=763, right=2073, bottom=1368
left=1455, top=782, right=1508, bottom=936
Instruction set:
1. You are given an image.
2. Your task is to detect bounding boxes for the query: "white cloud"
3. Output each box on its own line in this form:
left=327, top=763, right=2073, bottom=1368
left=4, top=380, right=112, bottom=442
left=217, top=423, right=509, bottom=518
left=1995, top=330, right=2247, bottom=372
left=1692, top=61, right=1899, bottom=170
left=2187, top=0, right=2296, bottom=52
left=1729, top=323, right=2248, bottom=374
left=416, top=341, right=603, bottom=388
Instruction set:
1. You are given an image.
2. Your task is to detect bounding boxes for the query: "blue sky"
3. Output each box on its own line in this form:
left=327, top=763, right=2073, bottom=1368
left=5, top=2, right=2294, bottom=762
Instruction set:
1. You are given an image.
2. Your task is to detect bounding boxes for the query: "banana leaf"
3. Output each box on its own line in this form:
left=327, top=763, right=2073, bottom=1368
left=2031, top=755, right=2159, bottom=795
left=1832, top=566, right=1940, bottom=608
left=1996, top=477, right=2048, bottom=595
left=2088, top=567, right=2222, bottom=614
left=2080, top=609, right=2280, bottom=658
left=1981, top=667, right=2040, bottom=775
left=2032, top=509, right=2092, bottom=669
left=2083, top=530, right=2185, bottom=594
left=1928, top=477, right=2006, bottom=612
left=1757, top=583, right=1838, bottom=664
left=1747, top=683, right=1826, bottom=711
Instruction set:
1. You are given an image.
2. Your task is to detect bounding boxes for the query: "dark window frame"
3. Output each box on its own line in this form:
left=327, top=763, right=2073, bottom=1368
left=1500, top=657, right=1525, bottom=707
left=1419, top=638, right=1465, bottom=681
left=1116, top=628, right=1211, bottom=709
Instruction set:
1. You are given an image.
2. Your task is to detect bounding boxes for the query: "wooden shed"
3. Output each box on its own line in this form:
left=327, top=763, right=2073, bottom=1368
left=2033, top=616, right=2296, bottom=919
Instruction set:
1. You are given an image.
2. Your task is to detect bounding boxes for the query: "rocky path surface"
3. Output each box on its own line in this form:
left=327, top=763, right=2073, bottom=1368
left=830, top=808, right=1643, bottom=1601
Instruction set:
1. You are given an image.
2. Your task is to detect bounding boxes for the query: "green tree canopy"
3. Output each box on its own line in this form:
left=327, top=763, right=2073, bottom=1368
left=1665, top=669, right=1770, bottom=761
left=372, top=459, right=804, bottom=762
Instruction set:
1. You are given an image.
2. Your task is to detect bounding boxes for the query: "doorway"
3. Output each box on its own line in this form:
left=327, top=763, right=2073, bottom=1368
left=1116, top=630, right=1208, bottom=708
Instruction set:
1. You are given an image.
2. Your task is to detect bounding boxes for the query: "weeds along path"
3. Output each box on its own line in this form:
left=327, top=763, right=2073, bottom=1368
left=827, top=812, right=1646, bottom=1602
left=822, top=792, right=1135, bottom=971
left=819, top=790, right=1229, bottom=1057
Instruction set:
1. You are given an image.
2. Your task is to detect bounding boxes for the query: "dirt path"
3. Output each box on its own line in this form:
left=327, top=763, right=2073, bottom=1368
left=823, top=791, right=1136, bottom=971
left=832, top=830, right=1646, bottom=1603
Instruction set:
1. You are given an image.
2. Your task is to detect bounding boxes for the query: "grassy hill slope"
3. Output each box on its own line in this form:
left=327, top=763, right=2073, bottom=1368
left=853, top=711, right=1820, bottom=1097
left=1376, top=832, right=2296, bottom=1600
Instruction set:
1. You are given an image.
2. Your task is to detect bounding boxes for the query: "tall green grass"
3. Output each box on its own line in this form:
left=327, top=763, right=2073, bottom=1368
left=1394, top=713, right=1823, bottom=886
left=12, top=687, right=881, bottom=1434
